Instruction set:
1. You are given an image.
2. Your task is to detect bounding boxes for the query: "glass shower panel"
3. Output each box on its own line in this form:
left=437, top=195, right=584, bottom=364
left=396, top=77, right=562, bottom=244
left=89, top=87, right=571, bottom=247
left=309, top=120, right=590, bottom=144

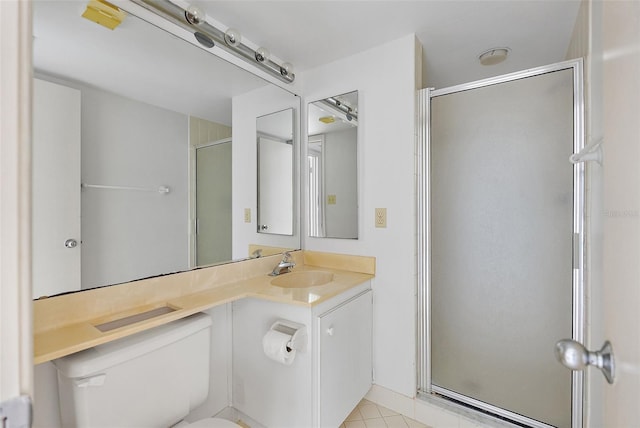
left=430, top=69, right=574, bottom=428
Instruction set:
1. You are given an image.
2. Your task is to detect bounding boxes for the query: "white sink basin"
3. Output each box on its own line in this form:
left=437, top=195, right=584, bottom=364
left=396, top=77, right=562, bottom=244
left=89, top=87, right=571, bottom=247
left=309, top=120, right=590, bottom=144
left=270, top=271, right=334, bottom=288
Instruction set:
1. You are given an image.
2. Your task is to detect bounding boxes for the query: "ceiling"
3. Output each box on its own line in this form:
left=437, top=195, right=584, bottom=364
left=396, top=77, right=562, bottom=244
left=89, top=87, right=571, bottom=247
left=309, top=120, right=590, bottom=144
left=33, top=0, right=271, bottom=125
left=194, top=0, right=582, bottom=88
left=33, top=1, right=581, bottom=124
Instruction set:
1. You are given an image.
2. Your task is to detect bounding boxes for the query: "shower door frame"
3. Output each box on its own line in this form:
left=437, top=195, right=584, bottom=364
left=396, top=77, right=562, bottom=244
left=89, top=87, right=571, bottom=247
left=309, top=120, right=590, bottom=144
left=416, top=59, right=585, bottom=428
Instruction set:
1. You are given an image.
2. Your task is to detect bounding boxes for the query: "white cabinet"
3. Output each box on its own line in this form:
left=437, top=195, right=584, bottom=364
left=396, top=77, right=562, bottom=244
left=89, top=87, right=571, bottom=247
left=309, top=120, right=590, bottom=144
left=317, top=290, right=373, bottom=427
left=232, top=282, right=372, bottom=427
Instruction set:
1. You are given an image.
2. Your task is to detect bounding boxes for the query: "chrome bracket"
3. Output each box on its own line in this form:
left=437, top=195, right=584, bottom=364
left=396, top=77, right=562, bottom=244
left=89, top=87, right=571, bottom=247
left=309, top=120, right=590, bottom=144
left=0, top=395, right=32, bottom=428
left=555, top=339, right=615, bottom=384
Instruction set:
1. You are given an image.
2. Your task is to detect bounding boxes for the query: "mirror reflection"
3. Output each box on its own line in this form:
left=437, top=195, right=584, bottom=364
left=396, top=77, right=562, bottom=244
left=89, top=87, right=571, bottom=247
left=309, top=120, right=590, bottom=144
left=195, top=138, right=232, bottom=266
left=257, top=109, right=294, bottom=236
left=31, top=1, right=299, bottom=298
left=307, top=91, right=358, bottom=239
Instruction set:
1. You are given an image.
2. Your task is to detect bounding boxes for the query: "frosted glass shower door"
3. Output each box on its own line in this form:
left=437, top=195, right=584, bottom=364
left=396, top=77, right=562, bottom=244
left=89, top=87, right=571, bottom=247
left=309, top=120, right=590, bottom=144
left=430, top=68, right=577, bottom=428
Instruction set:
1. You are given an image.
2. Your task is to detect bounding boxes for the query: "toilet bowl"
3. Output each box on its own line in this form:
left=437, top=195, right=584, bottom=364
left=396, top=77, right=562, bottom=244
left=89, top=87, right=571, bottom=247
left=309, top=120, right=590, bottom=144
left=53, top=313, right=241, bottom=428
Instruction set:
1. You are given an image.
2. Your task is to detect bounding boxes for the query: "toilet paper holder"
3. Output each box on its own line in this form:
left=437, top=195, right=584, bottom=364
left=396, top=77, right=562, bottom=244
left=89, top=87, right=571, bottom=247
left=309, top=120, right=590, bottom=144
left=270, top=319, right=307, bottom=352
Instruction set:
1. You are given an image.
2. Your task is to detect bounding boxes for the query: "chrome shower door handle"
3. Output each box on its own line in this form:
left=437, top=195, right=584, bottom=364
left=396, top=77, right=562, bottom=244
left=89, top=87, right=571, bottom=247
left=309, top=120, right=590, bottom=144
left=555, top=339, right=615, bottom=384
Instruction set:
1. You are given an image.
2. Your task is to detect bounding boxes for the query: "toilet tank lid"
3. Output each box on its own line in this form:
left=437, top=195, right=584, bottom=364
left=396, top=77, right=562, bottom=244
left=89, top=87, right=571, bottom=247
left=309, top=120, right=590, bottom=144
left=52, top=312, right=212, bottom=378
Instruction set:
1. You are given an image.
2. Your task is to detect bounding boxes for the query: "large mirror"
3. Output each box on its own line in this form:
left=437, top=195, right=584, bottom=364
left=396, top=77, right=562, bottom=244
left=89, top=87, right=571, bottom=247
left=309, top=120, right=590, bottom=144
left=307, top=91, right=358, bottom=239
left=31, top=1, right=299, bottom=298
left=257, top=109, right=294, bottom=235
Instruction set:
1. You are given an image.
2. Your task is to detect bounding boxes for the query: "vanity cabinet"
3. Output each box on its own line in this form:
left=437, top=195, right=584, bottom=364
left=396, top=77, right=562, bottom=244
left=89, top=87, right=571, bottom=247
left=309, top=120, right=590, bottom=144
left=232, top=281, right=372, bottom=428
left=316, top=289, right=372, bottom=427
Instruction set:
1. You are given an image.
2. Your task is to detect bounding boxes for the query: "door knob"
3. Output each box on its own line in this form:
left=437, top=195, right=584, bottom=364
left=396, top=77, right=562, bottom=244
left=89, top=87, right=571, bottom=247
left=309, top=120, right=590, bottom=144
left=555, top=339, right=615, bottom=384
left=64, top=238, right=78, bottom=248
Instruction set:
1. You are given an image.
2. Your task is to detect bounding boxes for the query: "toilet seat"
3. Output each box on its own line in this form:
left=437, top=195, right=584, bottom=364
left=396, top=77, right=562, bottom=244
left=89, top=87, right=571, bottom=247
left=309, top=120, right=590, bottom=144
left=187, top=417, right=241, bottom=428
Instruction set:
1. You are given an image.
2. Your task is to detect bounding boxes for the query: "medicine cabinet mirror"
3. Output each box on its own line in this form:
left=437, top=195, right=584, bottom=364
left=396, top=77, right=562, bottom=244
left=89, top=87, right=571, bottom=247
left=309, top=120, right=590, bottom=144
left=307, top=91, right=358, bottom=239
left=257, top=109, right=295, bottom=236
left=31, top=1, right=300, bottom=298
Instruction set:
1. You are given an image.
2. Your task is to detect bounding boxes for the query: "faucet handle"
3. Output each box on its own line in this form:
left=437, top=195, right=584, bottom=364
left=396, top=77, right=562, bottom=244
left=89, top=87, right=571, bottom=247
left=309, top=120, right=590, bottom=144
left=282, top=251, right=292, bottom=262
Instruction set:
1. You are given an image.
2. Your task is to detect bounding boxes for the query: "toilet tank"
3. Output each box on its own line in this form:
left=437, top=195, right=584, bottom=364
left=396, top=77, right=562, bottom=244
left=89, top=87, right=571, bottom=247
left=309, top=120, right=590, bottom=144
left=53, top=313, right=212, bottom=428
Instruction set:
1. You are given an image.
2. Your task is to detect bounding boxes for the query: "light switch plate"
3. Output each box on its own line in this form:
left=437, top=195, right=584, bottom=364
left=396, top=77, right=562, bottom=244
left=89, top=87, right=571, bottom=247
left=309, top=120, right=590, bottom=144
left=327, top=194, right=337, bottom=205
left=244, top=208, right=251, bottom=223
left=375, top=208, right=387, bottom=228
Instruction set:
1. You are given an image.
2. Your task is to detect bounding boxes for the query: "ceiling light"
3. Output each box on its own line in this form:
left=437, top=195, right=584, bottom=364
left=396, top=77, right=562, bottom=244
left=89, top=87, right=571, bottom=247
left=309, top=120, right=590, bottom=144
left=185, top=5, right=205, bottom=25
left=280, top=62, right=294, bottom=77
left=82, top=0, right=126, bottom=30
left=224, top=28, right=241, bottom=47
left=320, top=97, right=358, bottom=123
left=131, top=0, right=295, bottom=83
left=255, top=47, right=270, bottom=63
left=319, top=116, right=336, bottom=124
left=478, top=47, right=510, bottom=66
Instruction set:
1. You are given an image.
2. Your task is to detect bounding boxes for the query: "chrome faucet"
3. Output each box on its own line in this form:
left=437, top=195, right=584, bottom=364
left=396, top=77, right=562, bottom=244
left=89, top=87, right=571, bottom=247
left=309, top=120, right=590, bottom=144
left=269, top=252, right=295, bottom=276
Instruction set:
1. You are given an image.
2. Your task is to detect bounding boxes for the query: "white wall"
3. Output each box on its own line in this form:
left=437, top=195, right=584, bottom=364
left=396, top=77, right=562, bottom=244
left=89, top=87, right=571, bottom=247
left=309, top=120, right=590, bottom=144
left=232, top=85, right=300, bottom=259
left=300, top=34, right=422, bottom=397
left=80, top=85, right=190, bottom=288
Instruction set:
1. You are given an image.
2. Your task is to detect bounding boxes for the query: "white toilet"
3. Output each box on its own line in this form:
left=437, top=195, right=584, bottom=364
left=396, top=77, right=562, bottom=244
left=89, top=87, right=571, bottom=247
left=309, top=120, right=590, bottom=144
left=53, top=313, right=241, bottom=428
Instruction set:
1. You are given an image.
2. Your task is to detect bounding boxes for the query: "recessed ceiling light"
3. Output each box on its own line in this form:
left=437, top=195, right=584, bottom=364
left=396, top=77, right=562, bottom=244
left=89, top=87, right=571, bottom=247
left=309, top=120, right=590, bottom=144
left=319, top=116, right=336, bottom=124
left=478, top=47, right=510, bottom=66
left=82, top=0, right=125, bottom=30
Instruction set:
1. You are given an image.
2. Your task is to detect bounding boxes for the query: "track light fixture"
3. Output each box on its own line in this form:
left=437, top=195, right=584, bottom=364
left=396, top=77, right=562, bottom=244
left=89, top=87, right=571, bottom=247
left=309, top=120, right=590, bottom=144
left=130, top=0, right=295, bottom=83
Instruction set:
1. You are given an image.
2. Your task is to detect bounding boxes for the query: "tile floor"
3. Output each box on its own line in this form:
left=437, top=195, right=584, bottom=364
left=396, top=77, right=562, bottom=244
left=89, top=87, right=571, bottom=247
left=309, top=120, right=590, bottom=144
left=340, top=399, right=433, bottom=428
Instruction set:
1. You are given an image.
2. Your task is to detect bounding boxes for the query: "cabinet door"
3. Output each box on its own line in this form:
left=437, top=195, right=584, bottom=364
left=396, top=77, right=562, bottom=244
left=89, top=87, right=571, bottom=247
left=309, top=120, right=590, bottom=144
left=319, top=290, right=372, bottom=427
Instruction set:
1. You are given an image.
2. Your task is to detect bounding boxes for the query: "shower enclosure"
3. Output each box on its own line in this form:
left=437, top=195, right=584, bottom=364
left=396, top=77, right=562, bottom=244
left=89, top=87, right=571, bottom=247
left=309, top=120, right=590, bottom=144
left=417, top=60, right=585, bottom=428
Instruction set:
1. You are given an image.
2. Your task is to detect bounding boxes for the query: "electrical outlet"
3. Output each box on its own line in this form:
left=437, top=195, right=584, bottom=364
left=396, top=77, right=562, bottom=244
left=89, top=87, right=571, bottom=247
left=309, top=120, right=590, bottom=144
left=375, top=208, right=387, bottom=228
left=244, top=208, right=251, bottom=223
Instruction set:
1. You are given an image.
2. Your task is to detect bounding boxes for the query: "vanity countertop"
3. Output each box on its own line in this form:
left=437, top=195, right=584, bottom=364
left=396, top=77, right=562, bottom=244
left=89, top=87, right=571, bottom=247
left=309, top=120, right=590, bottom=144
left=34, top=251, right=375, bottom=364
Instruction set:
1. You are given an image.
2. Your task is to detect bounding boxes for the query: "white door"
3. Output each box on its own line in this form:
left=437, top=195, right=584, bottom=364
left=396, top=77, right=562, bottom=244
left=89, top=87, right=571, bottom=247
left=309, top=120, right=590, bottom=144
left=602, top=1, right=640, bottom=425
left=257, top=136, right=293, bottom=235
left=0, top=0, right=33, bottom=421
left=32, top=78, right=81, bottom=298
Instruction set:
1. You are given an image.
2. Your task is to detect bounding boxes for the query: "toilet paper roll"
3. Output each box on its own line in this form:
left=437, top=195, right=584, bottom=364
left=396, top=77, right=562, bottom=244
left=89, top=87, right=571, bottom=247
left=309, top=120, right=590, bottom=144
left=262, top=330, right=296, bottom=365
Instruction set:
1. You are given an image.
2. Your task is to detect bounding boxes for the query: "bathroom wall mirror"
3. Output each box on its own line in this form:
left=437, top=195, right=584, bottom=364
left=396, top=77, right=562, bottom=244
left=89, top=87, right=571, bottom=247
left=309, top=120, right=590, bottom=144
left=307, top=91, right=358, bottom=239
left=257, top=109, right=295, bottom=235
left=31, top=1, right=300, bottom=298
